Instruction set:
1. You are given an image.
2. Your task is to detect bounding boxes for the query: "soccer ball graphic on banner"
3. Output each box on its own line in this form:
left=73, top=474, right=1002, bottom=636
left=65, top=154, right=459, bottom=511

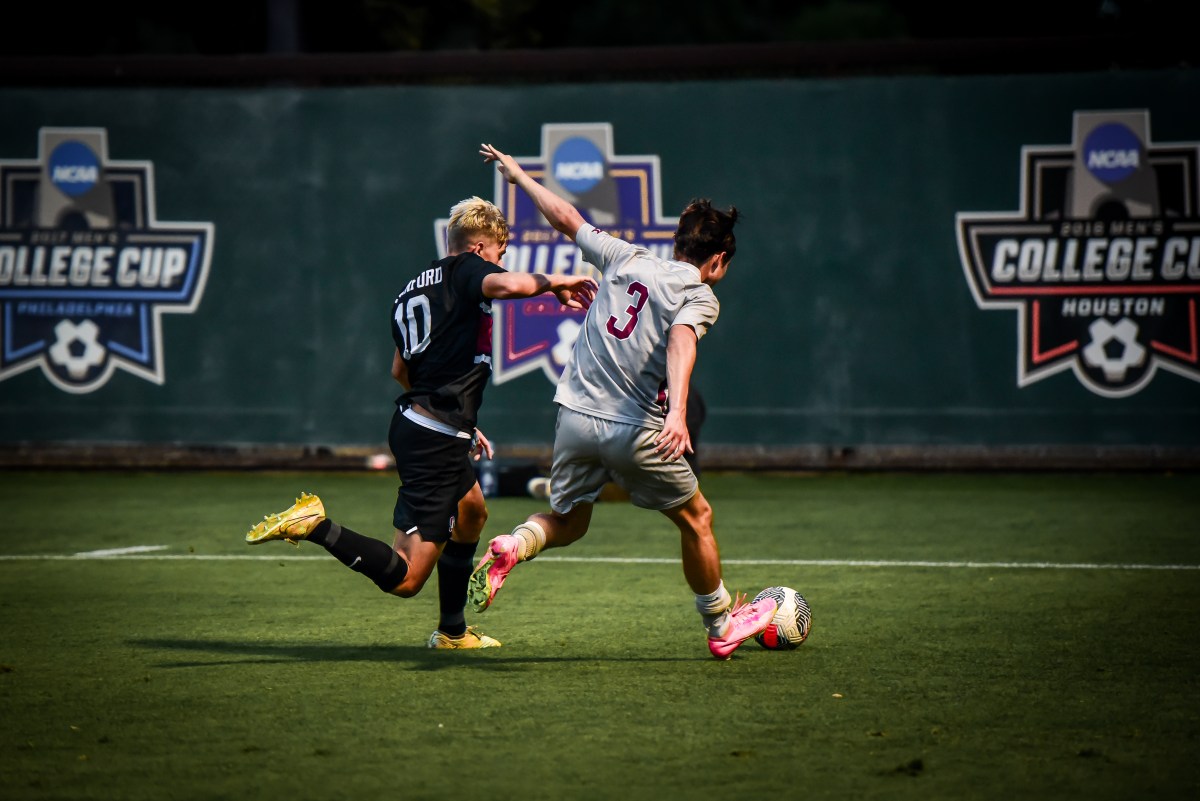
left=752, top=586, right=812, bottom=650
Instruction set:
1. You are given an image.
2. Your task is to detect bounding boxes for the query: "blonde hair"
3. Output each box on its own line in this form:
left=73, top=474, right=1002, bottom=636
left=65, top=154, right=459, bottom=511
left=447, top=196, right=509, bottom=252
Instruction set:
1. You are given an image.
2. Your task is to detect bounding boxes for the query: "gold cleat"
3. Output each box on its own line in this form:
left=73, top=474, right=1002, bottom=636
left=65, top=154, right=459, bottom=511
left=245, top=492, right=326, bottom=546
left=427, top=626, right=502, bottom=649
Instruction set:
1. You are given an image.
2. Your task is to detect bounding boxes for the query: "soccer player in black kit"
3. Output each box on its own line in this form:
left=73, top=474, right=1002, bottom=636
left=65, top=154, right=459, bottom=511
left=245, top=196, right=596, bottom=648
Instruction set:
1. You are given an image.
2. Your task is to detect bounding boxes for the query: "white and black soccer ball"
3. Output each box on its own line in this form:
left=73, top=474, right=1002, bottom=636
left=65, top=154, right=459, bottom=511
left=752, top=586, right=811, bottom=650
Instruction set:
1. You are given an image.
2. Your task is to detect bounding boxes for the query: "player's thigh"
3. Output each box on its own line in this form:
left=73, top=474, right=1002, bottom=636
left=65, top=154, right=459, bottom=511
left=549, top=408, right=610, bottom=514
left=601, top=423, right=698, bottom=511
left=452, top=482, right=488, bottom=543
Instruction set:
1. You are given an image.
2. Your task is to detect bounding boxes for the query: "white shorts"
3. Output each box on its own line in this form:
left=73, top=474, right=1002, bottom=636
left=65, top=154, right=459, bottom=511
left=549, top=406, right=698, bottom=514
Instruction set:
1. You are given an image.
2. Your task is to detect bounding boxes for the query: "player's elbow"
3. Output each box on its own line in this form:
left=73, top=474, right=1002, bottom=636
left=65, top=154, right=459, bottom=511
left=484, top=283, right=523, bottom=300
left=485, top=273, right=548, bottom=300
left=482, top=274, right=517, bottom=300
left=557, top=211, right=585, bottom=238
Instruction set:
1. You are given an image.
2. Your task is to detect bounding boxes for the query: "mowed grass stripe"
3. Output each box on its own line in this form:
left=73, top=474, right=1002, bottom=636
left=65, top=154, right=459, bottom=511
left=2, top=552, right=1197, bottom=570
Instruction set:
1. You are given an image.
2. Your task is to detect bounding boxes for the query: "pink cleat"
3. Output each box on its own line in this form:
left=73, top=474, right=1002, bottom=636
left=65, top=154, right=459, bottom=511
left=707, top=594, right=778, bottom=660
left=467, top=535, right=522, bottom=612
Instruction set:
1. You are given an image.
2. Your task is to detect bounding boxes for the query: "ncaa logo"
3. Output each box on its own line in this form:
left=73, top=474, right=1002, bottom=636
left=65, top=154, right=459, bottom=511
left=1083, top=122, right=1141, bottom=185
left=956, top=110, right=1200, bottom=398
left=551, top=137, right=605, bottom=195
left=48, top=140, right=101, bottom=198
left=0, top=127, right=214, bottom=393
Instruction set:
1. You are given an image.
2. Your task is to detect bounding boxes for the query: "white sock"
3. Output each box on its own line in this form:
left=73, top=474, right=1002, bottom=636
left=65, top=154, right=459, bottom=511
left=512, top=520, right=547, bottom=561
left=695, top=581, right=732, bottom=638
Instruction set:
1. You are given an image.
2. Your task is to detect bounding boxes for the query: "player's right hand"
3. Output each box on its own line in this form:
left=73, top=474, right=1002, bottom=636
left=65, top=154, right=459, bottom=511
left=480, top=143, right=521, bottom=184
left=555, top=275, right=597, bottom=311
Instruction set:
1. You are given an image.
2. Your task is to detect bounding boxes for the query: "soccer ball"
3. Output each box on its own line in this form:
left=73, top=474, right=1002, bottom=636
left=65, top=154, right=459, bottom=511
left=752, top=586, right=811, bottom=650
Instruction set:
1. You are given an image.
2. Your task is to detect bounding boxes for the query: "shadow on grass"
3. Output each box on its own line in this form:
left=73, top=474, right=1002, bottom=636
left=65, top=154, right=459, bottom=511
left=130, top=638, right=700, bottom=669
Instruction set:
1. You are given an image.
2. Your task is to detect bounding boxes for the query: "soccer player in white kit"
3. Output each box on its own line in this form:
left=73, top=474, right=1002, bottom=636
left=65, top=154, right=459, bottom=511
left=468, top=143, right=776, bottom=659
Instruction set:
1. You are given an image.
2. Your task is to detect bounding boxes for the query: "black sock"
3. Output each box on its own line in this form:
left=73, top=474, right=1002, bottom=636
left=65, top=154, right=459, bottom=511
left=310, top=520, right=409, bottom=592
left=436, top=539, right=479, bottom=636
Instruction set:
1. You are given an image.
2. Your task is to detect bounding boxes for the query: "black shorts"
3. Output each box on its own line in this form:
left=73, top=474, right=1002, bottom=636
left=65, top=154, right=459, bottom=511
left=387, top=408, right=477, bottom=543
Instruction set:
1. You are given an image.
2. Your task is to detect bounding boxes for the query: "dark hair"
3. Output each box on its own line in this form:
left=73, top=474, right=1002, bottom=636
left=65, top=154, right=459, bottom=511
left=673, top=198, right=739, bottom=265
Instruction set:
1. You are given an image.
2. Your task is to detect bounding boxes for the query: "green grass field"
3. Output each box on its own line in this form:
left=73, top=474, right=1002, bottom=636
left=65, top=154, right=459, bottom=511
left=2, top=470, right=1199, bottom=800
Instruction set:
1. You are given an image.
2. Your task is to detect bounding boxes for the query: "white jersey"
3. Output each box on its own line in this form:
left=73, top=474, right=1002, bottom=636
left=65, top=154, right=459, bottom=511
left=554, top=223, right=719, bottom=429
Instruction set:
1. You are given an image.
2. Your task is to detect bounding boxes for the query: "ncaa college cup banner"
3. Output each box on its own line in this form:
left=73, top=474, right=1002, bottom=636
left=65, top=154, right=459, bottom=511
left=0, top=128, right=214, bottom=394
left=957, top=110, right=1200, bottom=398
left=436, top=123, right=677, bottom=386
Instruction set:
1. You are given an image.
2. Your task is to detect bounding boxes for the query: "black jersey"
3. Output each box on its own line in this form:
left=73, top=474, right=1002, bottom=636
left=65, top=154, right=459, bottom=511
left=391, top=252, right=504, bottom=433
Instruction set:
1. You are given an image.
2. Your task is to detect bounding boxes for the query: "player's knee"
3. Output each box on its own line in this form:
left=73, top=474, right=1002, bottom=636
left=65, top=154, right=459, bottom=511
left=375, top=551, right=419, bottom=595
left=398, top=548, right=443, bottom=595
left=669, top=495, right=713, bottom=540
left=388, top=581, right=420, bottom=598
left=386, top=570, right=429, bottom=597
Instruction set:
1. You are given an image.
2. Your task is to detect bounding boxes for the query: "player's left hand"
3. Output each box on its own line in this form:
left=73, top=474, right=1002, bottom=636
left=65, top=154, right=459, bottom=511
left=653, top=413, right=693, bottom=462
left=471, top=428, right=495, bottom=461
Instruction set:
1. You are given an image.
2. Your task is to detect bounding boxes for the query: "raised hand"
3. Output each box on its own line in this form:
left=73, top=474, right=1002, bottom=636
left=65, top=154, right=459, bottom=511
left=480, top=143, right=521, bottom=185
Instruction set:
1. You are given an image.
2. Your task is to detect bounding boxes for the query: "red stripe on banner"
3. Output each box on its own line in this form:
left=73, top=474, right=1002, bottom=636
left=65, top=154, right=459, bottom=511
left=1151, top=299, right=1199, bottom=363
left=1031, top=300, right=1078, bottom=364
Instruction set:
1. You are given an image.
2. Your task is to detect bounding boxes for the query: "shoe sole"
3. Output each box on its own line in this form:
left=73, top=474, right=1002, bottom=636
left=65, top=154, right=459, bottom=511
left=245, top=522, right=295, bottom=545
left=429, top=636, right=501, bottom=649
left=245, top=519, right=311, bottom=546
left=467, top=556, right=501, bottom=612
left=245, top=499, right=323, bottom=545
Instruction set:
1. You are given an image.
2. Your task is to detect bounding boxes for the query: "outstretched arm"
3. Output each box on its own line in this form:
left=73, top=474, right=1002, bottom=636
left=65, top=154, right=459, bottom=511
left=654, top=324, right=698, bottom=462
left=481, top=143, right=586, bottom=241
left=481, top=271, right=596, bottom=311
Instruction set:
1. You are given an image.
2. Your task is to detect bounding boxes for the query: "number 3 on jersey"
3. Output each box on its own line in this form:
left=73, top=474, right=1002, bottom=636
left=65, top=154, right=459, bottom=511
left=395, top=295, right=432, bottom=358
left=606, top=281, right=648, bottom=340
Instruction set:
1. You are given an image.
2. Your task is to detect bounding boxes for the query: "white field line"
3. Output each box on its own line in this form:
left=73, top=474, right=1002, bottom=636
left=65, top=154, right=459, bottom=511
left=72, top=545, right=171, bottom=558
left=0, top=552, right=1197, bottom=570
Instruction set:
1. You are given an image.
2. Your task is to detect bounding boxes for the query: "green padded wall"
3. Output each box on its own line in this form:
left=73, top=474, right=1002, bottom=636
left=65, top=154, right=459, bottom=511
left=1, top=70, right=1197, bottom=450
